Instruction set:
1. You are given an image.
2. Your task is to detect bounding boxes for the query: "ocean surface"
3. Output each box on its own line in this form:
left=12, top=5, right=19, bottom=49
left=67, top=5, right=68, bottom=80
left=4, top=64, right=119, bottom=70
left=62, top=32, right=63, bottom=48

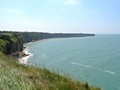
left=25, top=35, right=120, bottom=90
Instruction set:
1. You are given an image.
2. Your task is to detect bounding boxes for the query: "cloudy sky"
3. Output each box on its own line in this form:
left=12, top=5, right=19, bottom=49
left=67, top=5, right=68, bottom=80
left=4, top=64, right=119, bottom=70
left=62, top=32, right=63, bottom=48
left=0, top=0, right=120, bottom=34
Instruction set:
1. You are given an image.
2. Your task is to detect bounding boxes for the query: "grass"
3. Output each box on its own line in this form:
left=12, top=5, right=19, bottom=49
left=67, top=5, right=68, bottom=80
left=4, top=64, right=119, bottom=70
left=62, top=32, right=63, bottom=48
left=0, top=52, right=101, bottom=90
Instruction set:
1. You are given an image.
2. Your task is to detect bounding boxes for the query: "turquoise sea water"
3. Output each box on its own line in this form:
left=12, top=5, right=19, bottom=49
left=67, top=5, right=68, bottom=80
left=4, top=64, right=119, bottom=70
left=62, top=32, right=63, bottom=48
left=26, top=35, right=120, bottom=90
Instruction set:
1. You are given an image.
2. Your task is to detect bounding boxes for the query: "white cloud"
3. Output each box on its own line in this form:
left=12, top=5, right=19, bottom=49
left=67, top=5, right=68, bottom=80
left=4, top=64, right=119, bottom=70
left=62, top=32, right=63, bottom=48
left=64, top=0, right=78, bottom=6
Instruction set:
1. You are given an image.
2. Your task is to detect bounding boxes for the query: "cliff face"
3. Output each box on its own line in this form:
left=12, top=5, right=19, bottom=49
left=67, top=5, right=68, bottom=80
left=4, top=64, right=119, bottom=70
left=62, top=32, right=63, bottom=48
left=0, top=34, right=23, bottom=55
left=0, top=31, right=95, bottom=55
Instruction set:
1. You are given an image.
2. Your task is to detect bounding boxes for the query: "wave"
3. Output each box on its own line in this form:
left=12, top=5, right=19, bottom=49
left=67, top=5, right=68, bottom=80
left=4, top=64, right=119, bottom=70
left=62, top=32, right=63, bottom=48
left=115, top=86, right=120, bottom=90
left=71, top=62, right=94, bottom=69
left=26, top=42, right=32, bottom=45
left=19, top=47, right=33, bottom=64
left=71, top=62, right=118, bottom=75
left=105, top=70, right=117, bottom=75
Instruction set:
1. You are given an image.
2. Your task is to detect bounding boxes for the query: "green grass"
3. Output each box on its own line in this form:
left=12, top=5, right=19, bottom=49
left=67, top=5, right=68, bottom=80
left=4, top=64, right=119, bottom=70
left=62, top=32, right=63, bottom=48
left=0, top=52, right=101, bottom=90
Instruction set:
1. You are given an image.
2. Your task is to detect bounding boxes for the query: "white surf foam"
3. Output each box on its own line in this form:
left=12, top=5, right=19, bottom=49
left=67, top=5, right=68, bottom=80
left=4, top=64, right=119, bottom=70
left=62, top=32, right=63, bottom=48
left=19, top=47, right=33, bottom=65
left=105, top=70, right=117, bottom=75
left=72, top=62, right=93, bottom=69
left=72, top=62, right=118, bottom=75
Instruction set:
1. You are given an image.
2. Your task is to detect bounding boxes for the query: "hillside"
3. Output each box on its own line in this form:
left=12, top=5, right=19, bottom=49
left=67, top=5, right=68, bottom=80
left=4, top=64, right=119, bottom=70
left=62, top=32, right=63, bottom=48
left=0, top=52, right=101, bottom=90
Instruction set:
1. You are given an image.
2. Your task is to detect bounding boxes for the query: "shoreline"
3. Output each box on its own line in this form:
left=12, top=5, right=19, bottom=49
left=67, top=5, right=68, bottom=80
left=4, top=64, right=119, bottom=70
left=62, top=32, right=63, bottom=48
left=17, top=36, right=94, bottom=65
left=18, top=39, right=44, bottom=65
left=18, top=45, right=33, bottom=65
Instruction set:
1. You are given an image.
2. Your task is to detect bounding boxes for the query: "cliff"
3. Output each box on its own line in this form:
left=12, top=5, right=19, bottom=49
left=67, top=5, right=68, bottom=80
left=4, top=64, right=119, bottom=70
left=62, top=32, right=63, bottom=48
left=0, top=33, right=23, bottom=55
left=0, top=31, right=95, bottom=55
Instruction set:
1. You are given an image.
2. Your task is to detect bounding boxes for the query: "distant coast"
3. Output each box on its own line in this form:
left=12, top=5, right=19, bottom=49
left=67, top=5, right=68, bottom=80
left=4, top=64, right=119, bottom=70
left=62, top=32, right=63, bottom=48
left=0, top=31, right=95, bottom=64
left=0, top=31, right=95, bottom=57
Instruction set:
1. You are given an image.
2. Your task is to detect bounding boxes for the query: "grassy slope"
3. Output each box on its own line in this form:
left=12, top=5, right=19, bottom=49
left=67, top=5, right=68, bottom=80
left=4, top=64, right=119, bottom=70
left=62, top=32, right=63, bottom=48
left=0, top=52, right=101, bottom=90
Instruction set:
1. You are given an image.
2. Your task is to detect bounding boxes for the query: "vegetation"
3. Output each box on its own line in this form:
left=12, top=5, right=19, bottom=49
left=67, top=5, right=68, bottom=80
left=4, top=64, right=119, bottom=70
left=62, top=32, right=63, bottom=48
left=0, top=31, right=95, bottom=55
left=0, top=33, right=22, bottom=55
left=0, top=31, right=100, bottom=90
left=0, top=52, right=101, bottom=90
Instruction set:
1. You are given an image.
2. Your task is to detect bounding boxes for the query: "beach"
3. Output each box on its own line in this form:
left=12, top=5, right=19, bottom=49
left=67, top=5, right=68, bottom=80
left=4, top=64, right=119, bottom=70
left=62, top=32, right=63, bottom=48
left=18, top=46, right=33, bottom=65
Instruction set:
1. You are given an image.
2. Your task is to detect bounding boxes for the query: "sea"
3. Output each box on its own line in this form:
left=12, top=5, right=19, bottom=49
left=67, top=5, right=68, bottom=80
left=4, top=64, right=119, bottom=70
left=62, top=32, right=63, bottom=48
left=25, top=34, right=120, bottom=90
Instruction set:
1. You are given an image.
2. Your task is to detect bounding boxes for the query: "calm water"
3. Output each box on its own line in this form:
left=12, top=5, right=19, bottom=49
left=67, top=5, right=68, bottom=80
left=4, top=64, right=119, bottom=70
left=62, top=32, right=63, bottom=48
left=26, top=35, right=120, bottom=90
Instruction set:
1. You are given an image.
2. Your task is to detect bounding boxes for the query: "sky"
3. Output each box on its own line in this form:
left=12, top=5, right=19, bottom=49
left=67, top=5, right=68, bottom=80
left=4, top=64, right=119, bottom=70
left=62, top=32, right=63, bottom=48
left=0, top=0, right=120, bottom=34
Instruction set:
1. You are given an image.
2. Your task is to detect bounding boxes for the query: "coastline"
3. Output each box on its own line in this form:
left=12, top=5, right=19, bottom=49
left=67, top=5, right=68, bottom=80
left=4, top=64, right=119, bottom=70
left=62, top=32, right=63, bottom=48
left=18, top=39, right=43, bottom=65
left=18, top=45, right=33, bottom=65
left=0, top=32, right=101, bottom=90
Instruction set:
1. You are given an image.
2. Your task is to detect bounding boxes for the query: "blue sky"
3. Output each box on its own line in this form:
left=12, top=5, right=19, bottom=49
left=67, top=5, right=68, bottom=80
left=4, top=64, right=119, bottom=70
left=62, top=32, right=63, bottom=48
left=0, top=0, right=120, bottom=34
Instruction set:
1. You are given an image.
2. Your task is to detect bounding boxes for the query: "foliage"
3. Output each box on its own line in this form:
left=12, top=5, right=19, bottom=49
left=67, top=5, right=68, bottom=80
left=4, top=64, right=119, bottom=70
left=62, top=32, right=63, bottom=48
left=0, top=31, right=100, bottom=90
left=0, top=34, right=23, bottom=54
left=0, top=52, right=101, bottom=90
